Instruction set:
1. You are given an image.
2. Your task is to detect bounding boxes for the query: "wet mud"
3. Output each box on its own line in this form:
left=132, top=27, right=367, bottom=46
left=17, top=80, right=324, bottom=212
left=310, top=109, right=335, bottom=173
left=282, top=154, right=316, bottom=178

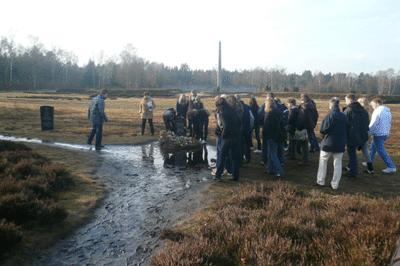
left=0, top=136, right=216, bottom=266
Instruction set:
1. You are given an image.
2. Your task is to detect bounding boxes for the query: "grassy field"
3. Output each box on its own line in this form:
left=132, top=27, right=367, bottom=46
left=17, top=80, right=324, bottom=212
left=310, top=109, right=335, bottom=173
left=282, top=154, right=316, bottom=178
left=1, top=90, right=400, bottom=264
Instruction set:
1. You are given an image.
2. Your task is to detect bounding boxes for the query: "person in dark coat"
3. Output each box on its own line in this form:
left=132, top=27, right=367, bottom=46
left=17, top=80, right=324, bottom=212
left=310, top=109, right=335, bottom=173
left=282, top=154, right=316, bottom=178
left=87, top=89, right=109, bottom=150
left=296, top=93, right=318, bottom=165
left=163, top=108, right=177, bottom=134
left=249, top=95, right=262, bottom=152
left=214, top=97, right=242, bottom=182
left=236, top=94, right=254, bottom=164
left=343, top=93, right=370, bottom=178
left=285, top=97, right=299, bottom=160
left=176, top=94, right=189, bottom=121
left=262, top=99, right=285, bottom=177
left=315, top=97, right=349, bottom=190
left=192, top=109, right=209, bottom=143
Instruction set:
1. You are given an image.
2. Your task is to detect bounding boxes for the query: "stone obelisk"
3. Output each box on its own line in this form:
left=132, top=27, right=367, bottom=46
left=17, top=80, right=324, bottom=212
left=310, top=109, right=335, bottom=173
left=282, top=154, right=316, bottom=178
left=217, top=41, right=222, bottom=90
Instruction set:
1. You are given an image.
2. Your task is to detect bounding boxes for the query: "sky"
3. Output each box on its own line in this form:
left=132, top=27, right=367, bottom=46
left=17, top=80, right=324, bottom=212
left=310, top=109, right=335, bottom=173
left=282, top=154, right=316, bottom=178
left=1, top=0, right=399, bottom=75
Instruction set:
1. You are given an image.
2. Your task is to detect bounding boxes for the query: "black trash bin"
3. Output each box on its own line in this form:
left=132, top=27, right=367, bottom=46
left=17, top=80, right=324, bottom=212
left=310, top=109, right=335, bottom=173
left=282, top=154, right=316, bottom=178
left=40, top=106, right=54, bottom=131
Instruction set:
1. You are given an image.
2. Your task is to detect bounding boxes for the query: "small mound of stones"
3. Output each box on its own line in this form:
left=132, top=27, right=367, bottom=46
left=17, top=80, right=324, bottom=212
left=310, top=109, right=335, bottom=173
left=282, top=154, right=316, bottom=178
left=158, top=131, right=202, bottom=151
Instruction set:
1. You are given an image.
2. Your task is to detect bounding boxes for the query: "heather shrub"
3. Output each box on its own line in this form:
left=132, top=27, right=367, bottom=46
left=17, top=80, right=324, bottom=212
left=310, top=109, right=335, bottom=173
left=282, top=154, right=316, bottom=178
left=0, top=141, right=71, bottom=253
left=151, top=183, right=400, bottom=265
left=0, top=140, right=32, bottom=152
left=0, top=219, right=23, bottom=252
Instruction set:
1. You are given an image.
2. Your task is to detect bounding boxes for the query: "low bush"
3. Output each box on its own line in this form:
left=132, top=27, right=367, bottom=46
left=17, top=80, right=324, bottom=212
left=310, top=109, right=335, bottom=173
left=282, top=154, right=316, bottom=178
left=151, top=183, right=400, bottom=265
left=0, top=140, right=71, bottom=254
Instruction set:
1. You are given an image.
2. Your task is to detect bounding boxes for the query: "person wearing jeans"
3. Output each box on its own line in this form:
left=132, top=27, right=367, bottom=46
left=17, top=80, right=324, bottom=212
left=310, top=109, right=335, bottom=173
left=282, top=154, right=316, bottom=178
left=368, top=98, right=396, bottom=173
left=315, top=97, right=349, bottom=190
left=87, top=89, right=108, bottom=150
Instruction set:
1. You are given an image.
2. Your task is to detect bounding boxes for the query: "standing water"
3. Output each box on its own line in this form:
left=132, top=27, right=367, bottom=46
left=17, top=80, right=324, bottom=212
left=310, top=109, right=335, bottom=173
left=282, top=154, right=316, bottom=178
left=0, top=135, right=216, bottom=266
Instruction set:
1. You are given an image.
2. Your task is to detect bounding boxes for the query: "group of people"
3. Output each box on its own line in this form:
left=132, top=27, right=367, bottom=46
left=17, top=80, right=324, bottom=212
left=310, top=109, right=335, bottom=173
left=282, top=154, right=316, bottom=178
left=86, top=89, right=396, bottom=190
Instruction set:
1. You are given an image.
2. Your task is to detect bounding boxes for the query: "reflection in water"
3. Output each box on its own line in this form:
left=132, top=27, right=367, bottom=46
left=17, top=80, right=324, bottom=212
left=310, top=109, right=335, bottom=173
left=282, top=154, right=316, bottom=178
left=161, top=145, right=209, bottom=169
left=141, top=144, right=155, bottom=164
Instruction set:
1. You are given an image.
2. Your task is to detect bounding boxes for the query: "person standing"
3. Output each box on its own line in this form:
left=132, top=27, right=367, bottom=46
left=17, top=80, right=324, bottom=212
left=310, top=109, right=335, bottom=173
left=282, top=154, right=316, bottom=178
left=176, top=94, right=189, bottom=121
left=263, top=99, right=285, bottom=177
left=87, top=89, right=109, bottom=150
left=249, top=95, right=262, bottom=153
left=342, top=93, right=370, bottom=178
left=236, top=94, right=254, bottom=164
left=315, top=97, right=349, bottom=190
left=368, top=98, right=396, bottom=173
left=296, top=93, right=318, bottom=166
left=214, top=97, right=242, bottom=182
left=358, top=97, right=374, bottom=174
left=139, top=92, right=156, bottom=136
left=285, top=97, right=300, bottom=160
left=188, top=90, right=201, bottom=137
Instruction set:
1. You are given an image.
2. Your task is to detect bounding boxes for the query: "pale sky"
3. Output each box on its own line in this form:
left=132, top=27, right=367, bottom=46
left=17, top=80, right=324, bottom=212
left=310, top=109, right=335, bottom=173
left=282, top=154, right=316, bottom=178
left=1, top=0, right=399, bottom=74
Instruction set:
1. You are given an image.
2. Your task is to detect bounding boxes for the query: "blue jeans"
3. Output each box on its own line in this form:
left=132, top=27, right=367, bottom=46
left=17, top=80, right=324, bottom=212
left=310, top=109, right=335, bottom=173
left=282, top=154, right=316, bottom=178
left=88, top=123, right=103, bottom=147
left=216, top=136, right=233, bottom=174
left=310, top=132, right=320, bottom=152
left=370, top=135, right=396, bottom=168
left=347, top=145, right=358, bottom=176
left=216, top=137, right=240, bottom=180
left=267, top=139, right=284, bottom=175
left=262, top=140, right=284, bottom=164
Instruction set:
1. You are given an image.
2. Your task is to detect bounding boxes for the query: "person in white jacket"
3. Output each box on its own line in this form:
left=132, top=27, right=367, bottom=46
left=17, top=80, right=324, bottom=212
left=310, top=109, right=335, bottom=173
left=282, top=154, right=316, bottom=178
left=367, top=98, right=396, bottom=173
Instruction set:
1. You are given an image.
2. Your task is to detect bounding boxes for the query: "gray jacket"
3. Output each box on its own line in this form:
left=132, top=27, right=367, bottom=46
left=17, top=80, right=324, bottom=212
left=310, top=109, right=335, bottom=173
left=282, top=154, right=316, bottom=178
left=88, top=94, right=108, bottom=125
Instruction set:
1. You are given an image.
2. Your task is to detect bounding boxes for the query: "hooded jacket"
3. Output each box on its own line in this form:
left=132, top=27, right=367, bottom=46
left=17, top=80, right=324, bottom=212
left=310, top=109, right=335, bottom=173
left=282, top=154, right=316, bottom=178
left=263, top=108, right=285, bottom=143
left=216, top=102, right=241, bottom=140
left=343, top=102, right=369, bottom=146
left=369, top=105, right=392, bottom=136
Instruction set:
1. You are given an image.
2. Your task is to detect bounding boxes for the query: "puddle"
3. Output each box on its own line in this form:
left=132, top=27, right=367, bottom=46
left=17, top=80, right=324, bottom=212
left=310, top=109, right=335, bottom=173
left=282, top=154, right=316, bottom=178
left=0, top=135, right=216, bottom=266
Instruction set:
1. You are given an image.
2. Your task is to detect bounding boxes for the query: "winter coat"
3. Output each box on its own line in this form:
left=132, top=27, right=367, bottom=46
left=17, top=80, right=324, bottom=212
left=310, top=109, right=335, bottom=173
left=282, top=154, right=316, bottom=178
left=285, top=106, right=299, bottom=135
left=319, top=107, right=349, bottom=153
left=343, top=102, right=369, bottom=146
left=297, top=101, right=318, bottom=136
left=250, top=103, right=260, bottom=127
left=240, top=100, right=254, bottom=134
left=176, top=101, right=189, bottom=118
left=369, top=105, right=392, bottom=136
left=258, top=100, right=287, bottom=127
left=262, top=108, right=285, bottom=143
left=189, top=100, right=204, bottom=111
left=216, top=102, right=241, bottom=140
left=88, top=94, right=108, bottom=125
left=139, top=97, right=156, bottom=119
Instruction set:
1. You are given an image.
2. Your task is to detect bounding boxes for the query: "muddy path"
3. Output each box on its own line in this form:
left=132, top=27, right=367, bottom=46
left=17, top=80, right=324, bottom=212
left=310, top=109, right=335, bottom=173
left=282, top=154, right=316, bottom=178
left=0, top=136, right=216, bottom=266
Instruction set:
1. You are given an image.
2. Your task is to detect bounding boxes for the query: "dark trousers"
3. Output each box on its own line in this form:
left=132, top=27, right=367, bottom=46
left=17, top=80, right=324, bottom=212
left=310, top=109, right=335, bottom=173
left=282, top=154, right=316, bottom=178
left=216, top=137, right=240, bottom=180
left=141, top=119, right=154, bottom=135
left=288, top=133, right=297, bottom=159
left=347, top=145, right=358, bottom=176
left=88, top=123, right=103, bottom=147
left=242, top=132, right=252, bottom=162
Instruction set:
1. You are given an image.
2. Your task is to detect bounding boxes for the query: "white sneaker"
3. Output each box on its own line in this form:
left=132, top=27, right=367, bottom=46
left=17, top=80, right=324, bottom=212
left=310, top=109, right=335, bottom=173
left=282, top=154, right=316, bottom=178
left=211, top=171, right=216, bottom=176
left=254, top=149, right=262, bottom=154
left=201, top=139, right=207, bottom=144
left=362, top=162, right=367, bottom=167
left=382, top=168, right=397, bottom=173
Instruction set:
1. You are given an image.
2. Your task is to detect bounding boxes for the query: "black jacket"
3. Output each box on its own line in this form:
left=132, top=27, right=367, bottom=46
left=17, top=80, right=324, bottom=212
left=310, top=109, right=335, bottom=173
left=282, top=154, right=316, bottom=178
left=263, top=108, right=285, bottom=142
left=285, top=106, right=299, bottom=135
left=216, top=102, right=241, bottom=140
left=319, top=107, right=349, bottom=153
left=297, top=101, right=319, bottom=136
left=343, top=102, right=369, bottom=147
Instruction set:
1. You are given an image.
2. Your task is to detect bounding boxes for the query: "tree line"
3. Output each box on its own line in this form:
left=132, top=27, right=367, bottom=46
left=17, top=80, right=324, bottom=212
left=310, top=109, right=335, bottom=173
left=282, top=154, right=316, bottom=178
left=1, top=34, right=399, bottom=95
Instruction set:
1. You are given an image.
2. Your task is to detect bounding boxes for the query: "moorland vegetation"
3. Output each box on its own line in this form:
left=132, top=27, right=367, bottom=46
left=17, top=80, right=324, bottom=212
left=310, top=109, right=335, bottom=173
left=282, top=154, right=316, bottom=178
left=0, top=90, right=399, bottom=265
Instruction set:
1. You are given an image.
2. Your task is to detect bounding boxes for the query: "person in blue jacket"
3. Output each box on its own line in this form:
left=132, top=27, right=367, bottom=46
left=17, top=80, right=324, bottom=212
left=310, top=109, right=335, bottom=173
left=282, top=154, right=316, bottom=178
left=315, top=97, right=349, bottom=190
left=87, top=89, right=109, bottom=150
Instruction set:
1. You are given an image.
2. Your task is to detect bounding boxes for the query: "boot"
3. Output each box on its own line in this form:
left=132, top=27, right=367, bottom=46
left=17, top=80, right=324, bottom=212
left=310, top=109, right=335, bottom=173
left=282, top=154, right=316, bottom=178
left=364, top=162, right=374, bottom=174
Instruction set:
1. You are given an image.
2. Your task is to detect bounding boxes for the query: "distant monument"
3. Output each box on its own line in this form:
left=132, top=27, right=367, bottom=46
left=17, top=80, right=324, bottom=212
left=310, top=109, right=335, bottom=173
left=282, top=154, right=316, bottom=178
left=216, top=41, right=222, bottom=93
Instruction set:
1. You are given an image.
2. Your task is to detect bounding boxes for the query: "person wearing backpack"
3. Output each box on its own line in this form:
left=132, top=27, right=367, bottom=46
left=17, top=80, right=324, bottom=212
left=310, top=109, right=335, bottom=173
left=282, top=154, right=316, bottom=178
left=296, top=93, right=318, bottom=165
left=285, top=97, right=300, bottom=160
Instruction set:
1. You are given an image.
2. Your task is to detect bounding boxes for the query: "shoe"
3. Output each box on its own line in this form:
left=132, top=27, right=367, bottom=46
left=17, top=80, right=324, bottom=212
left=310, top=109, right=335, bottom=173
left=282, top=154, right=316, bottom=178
left=343, top=166, right=350, bottom=171
left=211, top=171, right=216, bottom=176
left=363, top=169, right=374, bottom=174
left=95, top=146, right=102, bottom=151
left=250, top=147, right=254, bottom=150
left=140, top=133, right=144, bottom=136
left=212, top=176, right=221, bottom=182
left=254, top=150, right=262, bottom=154
left=382, top=168, right=397, bottom=173
left=362, top=162, right=367, bottom=167
left=277, top=173, right=283, bottom=177
left=298, top=161, right=309, bottom=166
left=227, top=177, right=239, bottom=182
left=87, top=141, right=92, bottom=145
left=201, top=139, right=207, bottom=144
left=223, top=170, right=232, bottom=176
left=331, top=185, right=338, bottom=190
left=284, top=146, right=289, bottom=151
left=314, top=182, right=324, bottom=187
left=261, top=161, right=266, bottom=165
left=345, top=173, right=357, bottom=178
left=151, top=133, right=154, bottom=136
